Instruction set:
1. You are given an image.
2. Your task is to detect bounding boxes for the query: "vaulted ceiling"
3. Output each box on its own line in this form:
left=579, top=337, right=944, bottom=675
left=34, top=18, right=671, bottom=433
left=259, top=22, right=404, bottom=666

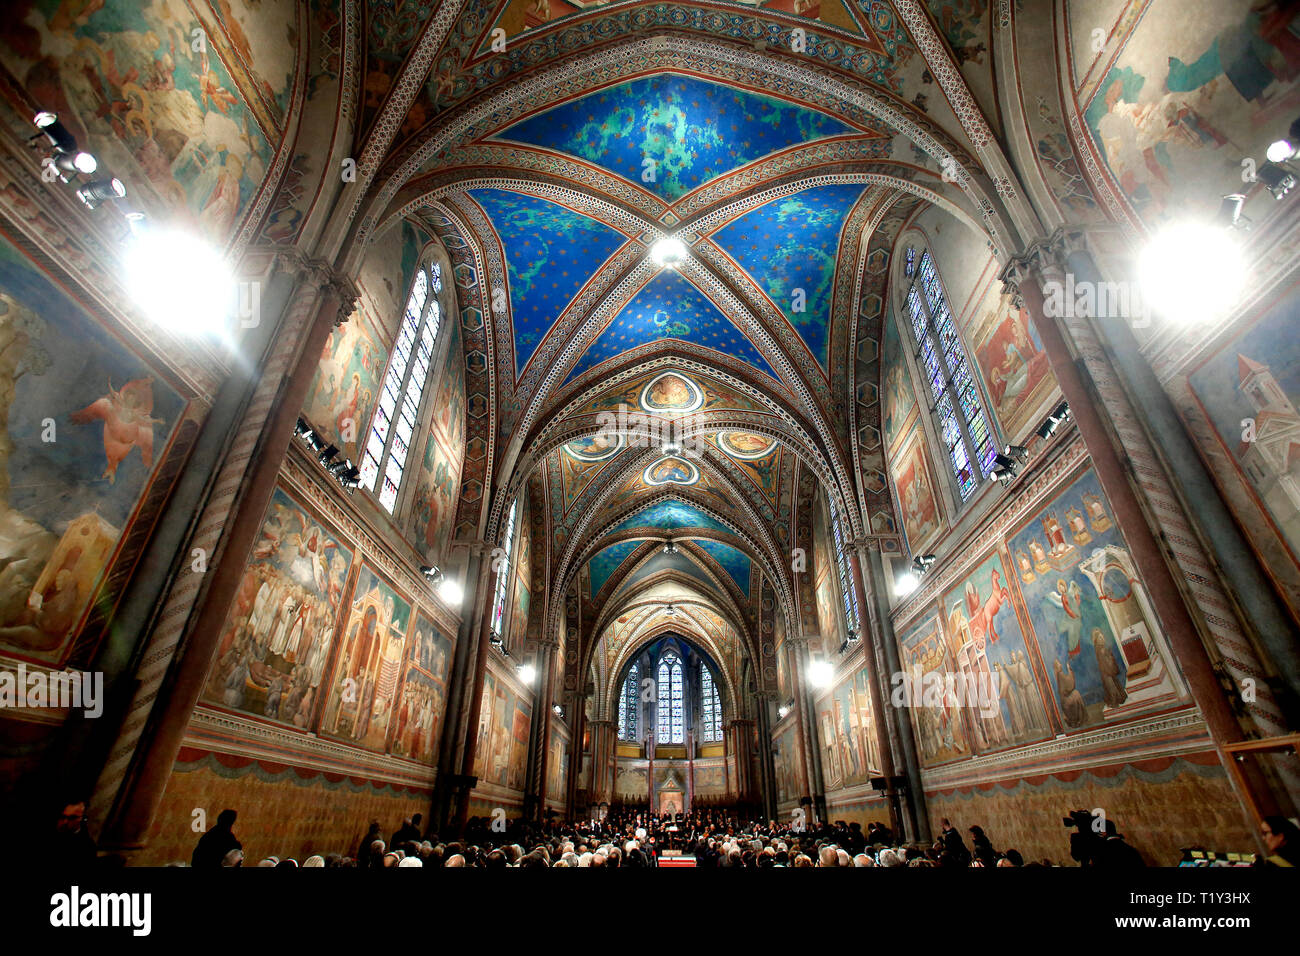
left=337, top=0, right=1035, bottom=693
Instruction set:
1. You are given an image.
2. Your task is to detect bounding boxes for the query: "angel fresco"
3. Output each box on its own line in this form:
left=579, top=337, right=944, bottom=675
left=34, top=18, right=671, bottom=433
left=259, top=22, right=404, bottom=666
left=69, top=377, right=163, bottom=484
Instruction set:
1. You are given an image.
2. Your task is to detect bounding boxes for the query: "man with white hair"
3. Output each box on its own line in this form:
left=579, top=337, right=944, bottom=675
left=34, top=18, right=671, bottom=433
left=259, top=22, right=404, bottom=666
left=818, top=846, right=840, bottom=867
left=398, top=856, right=422, bottom=867
left=853, top=853, right=874, bottom=867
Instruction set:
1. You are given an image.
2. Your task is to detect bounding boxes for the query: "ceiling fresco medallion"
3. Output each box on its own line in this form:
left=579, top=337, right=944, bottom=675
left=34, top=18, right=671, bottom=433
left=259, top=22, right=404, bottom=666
left=717, top=430, right=777, bottom=459
left=565, top=432, right=624, bottom=461
left=639, top=371, right=704, bottom=413
left=643, top=456, right=700, bottom=486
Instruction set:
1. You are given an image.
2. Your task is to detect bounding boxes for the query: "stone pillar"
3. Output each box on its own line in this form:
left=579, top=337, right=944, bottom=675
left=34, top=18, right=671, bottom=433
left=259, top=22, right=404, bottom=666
left=1002, top=240, right=1265, bottom=820
left=843, top=542, right=903, bottom=836
left=587, top=719, right=615, bottom=806
left=856, top=540, right=929, bottom=841
left=791, top=638, right=824, bottom=823
left=91, top=256, right=358, bottom=852
left=525, top=641, right=555, bottom=821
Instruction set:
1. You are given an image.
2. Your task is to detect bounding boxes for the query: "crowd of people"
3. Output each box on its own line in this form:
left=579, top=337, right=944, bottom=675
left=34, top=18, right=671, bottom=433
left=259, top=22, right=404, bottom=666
left=50, top=798, right=1300, bottom=868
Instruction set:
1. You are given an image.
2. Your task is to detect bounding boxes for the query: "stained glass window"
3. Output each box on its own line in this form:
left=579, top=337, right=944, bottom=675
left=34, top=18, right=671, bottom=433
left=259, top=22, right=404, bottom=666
left=619, top=662, right=640, bottom=740
left=701, top=665, right=721, bottom=742
left=901, top=248, right=996, bottom=500
left=657, top=652, right=683, bottom=744
left=489, top=499, right=517, bottom=637
left=360, top=262, right=445, bottom=512
left=829, top=498, right=860, bottom=634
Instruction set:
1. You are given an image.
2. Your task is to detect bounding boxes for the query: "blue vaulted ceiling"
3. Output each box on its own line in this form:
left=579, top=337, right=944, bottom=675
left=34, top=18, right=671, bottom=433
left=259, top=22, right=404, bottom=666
left=693, top=539, right=752, bottom=595
left=468, top=188, right=629, bottom=376
left=565, top=270, right=777, bottom=383
left=608, top=499, right=730, bottom=537
left=709, top=182, right=866, bottom=370
left=588, top=540, right=641, bottom=597
left=493, top=74, right=856, bottom=202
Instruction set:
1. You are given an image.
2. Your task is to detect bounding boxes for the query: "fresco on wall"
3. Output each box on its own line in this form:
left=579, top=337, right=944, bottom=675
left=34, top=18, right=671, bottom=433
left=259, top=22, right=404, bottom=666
left=2, top=0, right=272, bottom=241
left=816, top=664, right=882, bottom=792
left=303, top=306, right=388, bottom=466
left=508, top=497, right=532, bottom=648
left=0, top=235, right=187, bottom=666
left=1187, top=286, right=1300, bottom=558
left=897, top=612, right=971, bottom=766
left=388, top=612, right=454, bottom=764
left=812, top=509, right=840, bottom=654
left=1006, top=467, right=1183, bottom=730
left=773, top=722, right=802, bottom=805
left=1083, top=1, right=1300, bottom=226
left=969, top=294, right=1054, bottom=440
left=882, top=310, right=918, bottom=453
left=775, top=610, right=791, bottom=704
left=203, top=486, right=352, bottom=726
left=320, top=564, right=413, bottom=752
left=939, top=550, right=1052, bottom=751
left=475, top=666, right=533, bottom=791
left=893, top=426, right=942, bottom=551
left=410, top=319, right=464, bottom=563
left=547, top=727, right=569, bottom=803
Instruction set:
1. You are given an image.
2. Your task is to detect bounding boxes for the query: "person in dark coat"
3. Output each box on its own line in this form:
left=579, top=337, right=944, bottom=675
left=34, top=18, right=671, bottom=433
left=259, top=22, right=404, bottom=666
left=940, top=818, right=971, bottom=866
left=192, top=809, right=241, bottom=868
left=1094, top=820, right=1146, bottom=868
left=51, top=799, right=97, bottom=867
left=391, top=813, right=421, bottom=849
left=357, top=821, right=382, bottom=862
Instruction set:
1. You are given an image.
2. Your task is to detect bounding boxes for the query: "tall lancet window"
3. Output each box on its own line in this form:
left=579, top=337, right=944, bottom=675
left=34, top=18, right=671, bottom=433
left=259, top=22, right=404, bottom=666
left=489, top=498, right=517, bottom=637
left=701, top=665, right=721, bottom=742
left=829, top=498, right=860, bottom=634
left=618, top=662, right=640, bottom=741
left=360, top=261, right=445, bottom=512
left=902, top=248, right=996, bottom=500
left=657, top=651, right=683, bottom=744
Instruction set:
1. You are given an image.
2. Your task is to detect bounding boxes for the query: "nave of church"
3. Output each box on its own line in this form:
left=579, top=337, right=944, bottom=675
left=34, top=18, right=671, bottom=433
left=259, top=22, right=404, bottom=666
left=0, top=0, right=1299, bottom=901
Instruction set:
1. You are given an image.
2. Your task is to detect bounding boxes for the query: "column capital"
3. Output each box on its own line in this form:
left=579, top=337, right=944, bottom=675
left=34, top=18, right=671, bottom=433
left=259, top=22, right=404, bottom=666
left=271, top=250, right=360, bottom=326
left=999, top=226, right=1093, bottom=303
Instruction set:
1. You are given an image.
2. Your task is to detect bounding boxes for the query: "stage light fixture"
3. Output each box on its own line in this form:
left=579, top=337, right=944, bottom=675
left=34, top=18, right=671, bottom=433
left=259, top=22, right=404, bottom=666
left=1003, top=444, right=1029, bottom=463
left=317, top=443, right=339, bottom=466
left=991, top=453, right=1019, bottom=485
left=1035, top=402, right=1071, bottom=441
left=76, top=177, right=126, bottom=209
left=1139, top=222, right=1246, bottom=325
left=778, top=704, right=790, bottom=719
left=32, top=111, right=77, bottom=154
left=1267, top=117, right=1300, bottom=163
left=1218, top=194, right=1249, bottom=230
left=1258, top=162, right=1297, bottom=200
left=438, top=577, right=463, bottom=607
left=553, top=703, right=564, bottom=718
left=125, top=222, right=233, bottom=335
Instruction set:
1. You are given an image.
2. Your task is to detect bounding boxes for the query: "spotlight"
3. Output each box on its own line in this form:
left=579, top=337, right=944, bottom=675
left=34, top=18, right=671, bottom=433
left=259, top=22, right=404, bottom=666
left=1139, top=221, right=1247, bottom=325
left=552, top=703, right=564, bottom=718
left=807, top=659, right=833, bottom=689
left=662, top=441, right=681, bottom=456
left=1003, top=444, right=1029, bottom=463
left=124, top=223, right=234, bottom=335
left=420, top=565, right=444, bottom=583
left=895, top=570, right=919, bottom=597
left=778, top=705, right=790, bottom=719
left=32, top=111, right=77, bottom=154
left=992, top=454, right=1019, bottom=486
left=438, top=577, right=463, bottom=606
left=913, top=554, right=937, bottom=571
left=662, top=539, right=677, bottom=555
left=517, top=664, right=537, bottom=685
left=1035, top=402, right=1071, bottom=441
left=327, top=457, right=355, bottom=479
left=490, top=635, right=504, bottom=651
left=663, top=603, right=677, bottom=616
left=1257, top=162, right=1297, bottom=200
left=1218, top=194, right=1249, bottom=230
left=1266, top=117, right=1300, bottom=163
left=317, top=443, right=339, bottom=466
left=649, top=236, right=688, bottom=269
left=76, top=177, right=126, bottom=210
